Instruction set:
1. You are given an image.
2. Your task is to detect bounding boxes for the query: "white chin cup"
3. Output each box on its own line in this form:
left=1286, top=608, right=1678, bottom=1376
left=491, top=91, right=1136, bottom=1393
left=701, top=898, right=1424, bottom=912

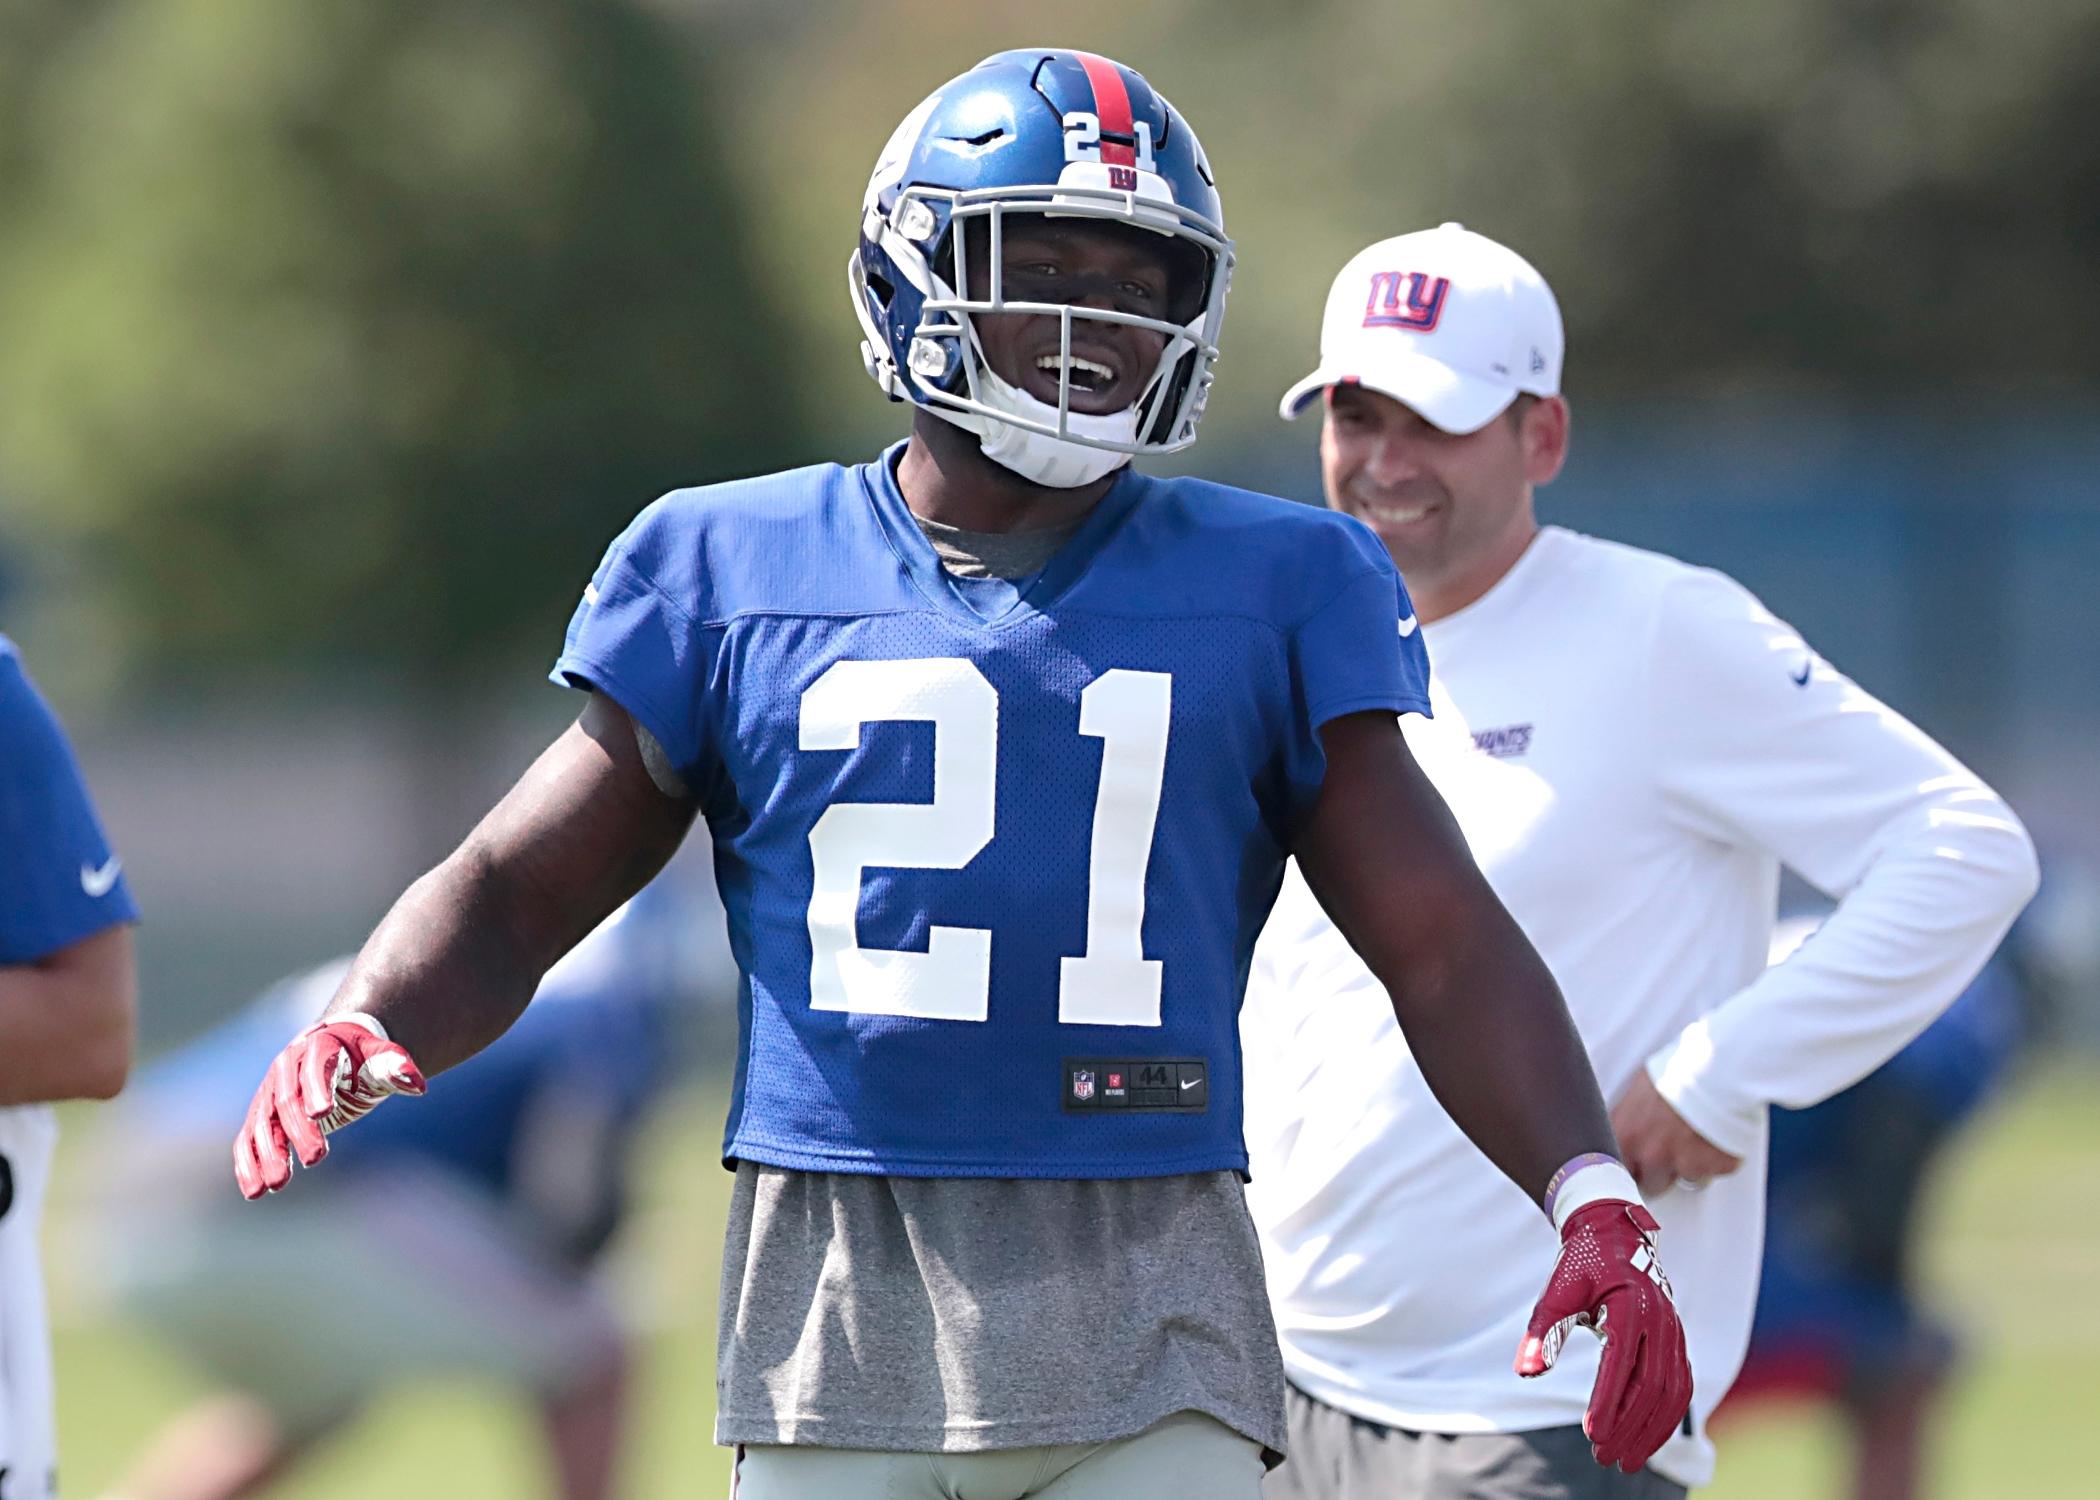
left=956, top=365, right=1138, bottom=489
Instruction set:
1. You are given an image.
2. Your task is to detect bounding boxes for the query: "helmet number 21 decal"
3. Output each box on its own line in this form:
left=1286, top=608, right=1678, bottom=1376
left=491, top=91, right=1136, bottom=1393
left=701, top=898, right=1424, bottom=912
left=1062, top=111, right=1156, bottom=191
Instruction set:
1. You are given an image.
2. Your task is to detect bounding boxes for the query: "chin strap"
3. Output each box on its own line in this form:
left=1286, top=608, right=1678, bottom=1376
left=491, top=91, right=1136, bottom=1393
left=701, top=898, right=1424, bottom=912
left=955, top=366, right=1137, bottom=488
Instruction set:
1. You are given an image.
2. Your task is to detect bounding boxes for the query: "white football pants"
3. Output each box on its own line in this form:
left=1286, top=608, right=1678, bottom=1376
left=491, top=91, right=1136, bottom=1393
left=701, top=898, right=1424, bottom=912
left=729, top=1410, right=1265, bottom=1500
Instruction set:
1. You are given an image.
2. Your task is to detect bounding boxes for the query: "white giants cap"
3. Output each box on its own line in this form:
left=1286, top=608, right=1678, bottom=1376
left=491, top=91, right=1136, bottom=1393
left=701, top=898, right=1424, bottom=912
left=1278, top=222, right=1564, bottom=435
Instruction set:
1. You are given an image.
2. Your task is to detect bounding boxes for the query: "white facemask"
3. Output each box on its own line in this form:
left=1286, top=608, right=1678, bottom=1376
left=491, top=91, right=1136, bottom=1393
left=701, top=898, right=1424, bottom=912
left=943, top=364, right=1140, bottom=489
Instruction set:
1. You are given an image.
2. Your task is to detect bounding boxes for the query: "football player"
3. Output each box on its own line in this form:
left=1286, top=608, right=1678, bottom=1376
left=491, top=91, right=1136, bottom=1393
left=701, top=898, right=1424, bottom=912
left=1241, top=224, right=2037, bottom=1499
left=230, top=53, right=1690, bottom=1498
left=1, top=635, right=138, bottom=1500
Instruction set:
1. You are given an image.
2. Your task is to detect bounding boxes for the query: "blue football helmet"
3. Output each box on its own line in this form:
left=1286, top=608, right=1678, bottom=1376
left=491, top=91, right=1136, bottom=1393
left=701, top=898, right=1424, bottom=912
left=851, top=49, right=1233, bottom=488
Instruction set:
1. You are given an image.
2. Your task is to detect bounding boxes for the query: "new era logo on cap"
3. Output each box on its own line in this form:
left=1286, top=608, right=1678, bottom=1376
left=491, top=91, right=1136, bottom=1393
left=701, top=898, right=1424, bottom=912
left=1280, top=222, right=1565, bottom=435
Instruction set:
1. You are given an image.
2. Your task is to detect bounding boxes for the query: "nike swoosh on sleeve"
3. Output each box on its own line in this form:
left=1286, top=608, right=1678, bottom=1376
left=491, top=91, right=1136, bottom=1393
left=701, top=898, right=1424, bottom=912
left=80, top=857, right=123, bottom=897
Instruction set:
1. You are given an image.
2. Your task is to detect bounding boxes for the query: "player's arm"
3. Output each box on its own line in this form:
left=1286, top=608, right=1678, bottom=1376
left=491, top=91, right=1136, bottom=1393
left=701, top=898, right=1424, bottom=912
left=0, top=647, right=140, bottom=1104
left=1294, top=708, right=1612, bottom=1197
left=328, top=692, right=693, bottom=1070
left=234, top=693, right=695, bottom=1197
left=0, top=924, right=137, bottom=1104
left=1294, top=709, right=1690, bottom=1473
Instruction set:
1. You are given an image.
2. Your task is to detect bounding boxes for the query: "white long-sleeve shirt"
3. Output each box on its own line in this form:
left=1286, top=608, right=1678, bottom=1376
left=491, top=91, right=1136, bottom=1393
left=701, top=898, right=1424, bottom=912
left=1241, top=525, right=2038, bottom=1487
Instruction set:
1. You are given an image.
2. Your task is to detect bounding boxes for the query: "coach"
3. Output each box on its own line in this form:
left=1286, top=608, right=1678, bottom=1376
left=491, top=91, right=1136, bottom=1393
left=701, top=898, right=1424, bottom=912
left=1242, top=224, right=2039, bottom=1497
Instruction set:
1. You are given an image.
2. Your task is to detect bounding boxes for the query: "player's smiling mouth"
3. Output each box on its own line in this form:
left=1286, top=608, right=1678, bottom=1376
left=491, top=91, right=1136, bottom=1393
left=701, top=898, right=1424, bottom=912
left=1036, top=351, right=1118, bottom=392
left=1016, top=337, right=1136, bottom=415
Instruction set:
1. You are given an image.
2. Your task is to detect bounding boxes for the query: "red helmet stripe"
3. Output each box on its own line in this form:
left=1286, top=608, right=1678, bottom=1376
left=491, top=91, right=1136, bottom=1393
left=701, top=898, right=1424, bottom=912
left=1073, top=52, right=1137, bottom=166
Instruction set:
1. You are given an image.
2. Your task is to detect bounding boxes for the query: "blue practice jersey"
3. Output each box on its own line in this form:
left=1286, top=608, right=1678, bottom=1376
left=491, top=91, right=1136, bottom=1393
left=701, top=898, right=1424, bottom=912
left=553, top=445, right=1431, bottom=1178
left=0, top=635, right=138, bottom=964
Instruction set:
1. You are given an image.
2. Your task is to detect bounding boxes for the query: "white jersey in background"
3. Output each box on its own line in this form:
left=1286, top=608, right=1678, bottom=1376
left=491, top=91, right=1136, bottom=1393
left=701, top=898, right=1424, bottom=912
left=0, top=1106, right=59, bottom=1498
left=1242, top=525, right=2038, bottom=1487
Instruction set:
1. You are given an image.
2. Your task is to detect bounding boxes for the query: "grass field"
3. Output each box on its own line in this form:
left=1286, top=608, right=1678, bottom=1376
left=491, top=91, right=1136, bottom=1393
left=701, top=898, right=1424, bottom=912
left=48, top=1062, right=2100, bottom=1498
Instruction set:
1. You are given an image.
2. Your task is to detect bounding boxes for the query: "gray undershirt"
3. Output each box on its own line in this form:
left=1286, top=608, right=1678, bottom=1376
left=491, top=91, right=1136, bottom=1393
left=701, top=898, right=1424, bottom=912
left=911, top=510, right=1086, bottom=580
left=715, top=1165, right=1283, bottom=1456
left=701, top=511, right=1286, bottom=1459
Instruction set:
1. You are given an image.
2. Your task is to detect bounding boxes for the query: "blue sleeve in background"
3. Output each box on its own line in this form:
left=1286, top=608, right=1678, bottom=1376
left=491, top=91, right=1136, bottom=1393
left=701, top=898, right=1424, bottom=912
left=0, top=638, right=139, bottom=964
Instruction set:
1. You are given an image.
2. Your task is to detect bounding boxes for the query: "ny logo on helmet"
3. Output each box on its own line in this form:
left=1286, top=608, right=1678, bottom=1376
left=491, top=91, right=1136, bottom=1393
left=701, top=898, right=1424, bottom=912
left=1364, top=271, right=1450, bottom=332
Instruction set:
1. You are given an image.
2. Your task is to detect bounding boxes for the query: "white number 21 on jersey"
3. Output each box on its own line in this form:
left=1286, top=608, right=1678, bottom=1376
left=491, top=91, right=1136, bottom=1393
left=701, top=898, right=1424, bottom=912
left=800, top=658, right=1170, bottom=1027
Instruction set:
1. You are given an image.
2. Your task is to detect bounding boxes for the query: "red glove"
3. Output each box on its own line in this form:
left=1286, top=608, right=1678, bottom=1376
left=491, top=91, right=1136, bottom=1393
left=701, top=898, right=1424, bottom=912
left=1515, top=1199, right=1693, bottom=1474
left=232, top=1013, right=427, bottom=1199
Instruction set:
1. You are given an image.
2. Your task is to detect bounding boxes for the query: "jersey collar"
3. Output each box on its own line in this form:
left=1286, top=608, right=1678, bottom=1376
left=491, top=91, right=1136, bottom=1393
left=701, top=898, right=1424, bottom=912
left=860, top=441, right=1147, bottom=628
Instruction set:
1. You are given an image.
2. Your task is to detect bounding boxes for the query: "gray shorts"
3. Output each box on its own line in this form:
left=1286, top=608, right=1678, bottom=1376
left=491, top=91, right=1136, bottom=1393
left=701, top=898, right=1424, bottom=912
left=1263, top=1385, right=1687, bottom=1500
left=731, top=1410, right=1265, bottom=1500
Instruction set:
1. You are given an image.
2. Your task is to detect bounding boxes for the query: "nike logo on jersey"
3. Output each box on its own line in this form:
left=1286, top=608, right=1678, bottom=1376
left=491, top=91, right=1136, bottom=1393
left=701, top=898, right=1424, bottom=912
left=1790, top=656, right=1812, bottom=687
left=1397, top=614, right=1419, bottom=638
left=80, top=856, right=123, bottom=898
left=1181, top=1077, right=1201, bottom=1090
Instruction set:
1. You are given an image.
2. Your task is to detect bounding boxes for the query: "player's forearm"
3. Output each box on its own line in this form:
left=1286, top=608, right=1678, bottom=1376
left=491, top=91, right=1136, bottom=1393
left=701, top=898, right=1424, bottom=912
left=1371, top=886, right=1617, bottom=1202
left=0, top=924, right=136, bottom=1103
left=322, top=843, right=553, bottom=1076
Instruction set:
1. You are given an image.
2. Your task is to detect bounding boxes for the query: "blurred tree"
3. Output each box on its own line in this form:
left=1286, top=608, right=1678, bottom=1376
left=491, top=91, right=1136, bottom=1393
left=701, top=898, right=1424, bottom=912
left=0, top=0, right=802, bottom=695
left=3, top=0, right=2094, bottom=686
left=696, top=0, right=2100, bottom=448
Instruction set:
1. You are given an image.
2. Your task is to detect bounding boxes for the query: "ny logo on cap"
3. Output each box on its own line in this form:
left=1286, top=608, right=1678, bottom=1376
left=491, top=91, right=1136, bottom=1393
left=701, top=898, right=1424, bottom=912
left=1364, top=271, right=1450, bottom=332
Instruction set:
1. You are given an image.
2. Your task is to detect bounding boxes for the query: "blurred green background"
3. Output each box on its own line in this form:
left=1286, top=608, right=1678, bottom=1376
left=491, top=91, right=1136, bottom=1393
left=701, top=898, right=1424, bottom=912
left=6, top=1, right=2098, bottom=1495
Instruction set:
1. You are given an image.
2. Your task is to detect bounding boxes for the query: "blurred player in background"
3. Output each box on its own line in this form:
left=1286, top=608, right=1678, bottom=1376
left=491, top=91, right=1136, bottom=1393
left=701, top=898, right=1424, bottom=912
left=90, top=868, right=713, bottom=1500
left=1, top=634, right=138, bottom=1500
left=1720, top=917, right=2035, bottom=1500
left=1243, top=223, right=2039, bottom=1499
left=226, top=52, right=1688, bottom=1500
